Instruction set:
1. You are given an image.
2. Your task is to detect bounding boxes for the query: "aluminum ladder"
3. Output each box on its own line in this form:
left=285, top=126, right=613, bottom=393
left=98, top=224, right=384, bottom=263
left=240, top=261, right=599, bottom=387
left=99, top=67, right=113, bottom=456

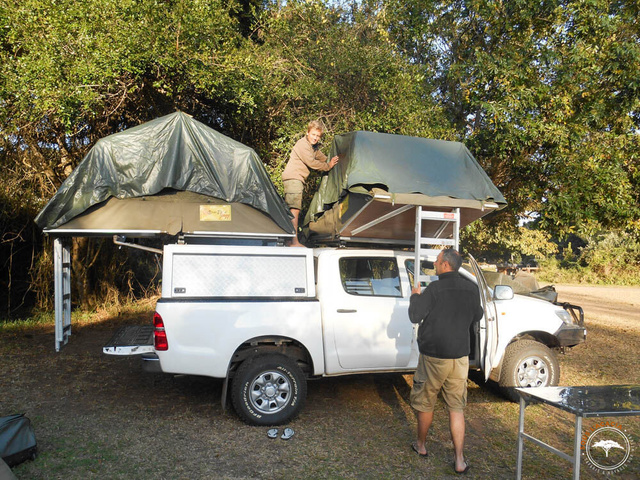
left=413, top=206, right=460, bottom=288
left=54, top=237, right=72, bottom=351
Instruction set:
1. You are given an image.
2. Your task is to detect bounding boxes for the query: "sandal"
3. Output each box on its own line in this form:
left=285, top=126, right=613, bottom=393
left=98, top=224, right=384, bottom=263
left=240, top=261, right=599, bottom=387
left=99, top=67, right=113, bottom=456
left=411, top=442, right=428, bottom=458
left=453, top=463, right=471, bottom=474
left=281, top=427, right=295, bottom=440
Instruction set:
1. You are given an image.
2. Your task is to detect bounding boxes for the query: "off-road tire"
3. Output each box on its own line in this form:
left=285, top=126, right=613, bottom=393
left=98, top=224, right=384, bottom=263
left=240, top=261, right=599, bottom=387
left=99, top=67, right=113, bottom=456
left=231, top=354, right=307, bottom=426
left=498, top=339, right=559, bottom=402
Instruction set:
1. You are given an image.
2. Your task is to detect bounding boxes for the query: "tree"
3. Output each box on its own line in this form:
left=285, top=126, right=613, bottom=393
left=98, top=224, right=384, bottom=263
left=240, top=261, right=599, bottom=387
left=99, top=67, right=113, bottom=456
left=2, top=0, right=639, bottom=316
left=380, top=0, right=640, bottom=239
left=0, top=0, right=256, bottom=313
left=247, top=1, right=452, bottom=149
left=235, top=0, right=455, bottom=200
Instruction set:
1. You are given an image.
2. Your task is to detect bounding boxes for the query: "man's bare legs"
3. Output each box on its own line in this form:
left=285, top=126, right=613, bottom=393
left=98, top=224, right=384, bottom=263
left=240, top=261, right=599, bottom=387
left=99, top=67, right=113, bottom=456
left=449, top=409, right=467, bottom=472
left=416, top=409, right=466, bottom=470
left=288, top=208, right=304, bottom=247
left=415, top=410, right=433, bottom=455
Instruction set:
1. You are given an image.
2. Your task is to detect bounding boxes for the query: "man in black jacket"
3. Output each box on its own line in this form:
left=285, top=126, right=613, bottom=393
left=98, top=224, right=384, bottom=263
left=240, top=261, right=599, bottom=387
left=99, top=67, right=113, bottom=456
left=408, top=249, right=483, bottom=474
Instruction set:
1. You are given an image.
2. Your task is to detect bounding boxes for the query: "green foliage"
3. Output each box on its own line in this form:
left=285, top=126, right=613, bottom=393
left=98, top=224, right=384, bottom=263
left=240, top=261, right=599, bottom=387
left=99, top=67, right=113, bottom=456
left=245, top=1, right=453, bottom=168
left=579, top=230, right=640, bottom=278
left=462, top=221, right=558, bottom=263
left=538, top=230, right=640, bottom=285
left=381, top=0, right=640, bottom=238
left=1, top=0, right=639, bottom=315
left=0, top=310, right=52, bottom=333
left=1, top=0, right=253, bottom=200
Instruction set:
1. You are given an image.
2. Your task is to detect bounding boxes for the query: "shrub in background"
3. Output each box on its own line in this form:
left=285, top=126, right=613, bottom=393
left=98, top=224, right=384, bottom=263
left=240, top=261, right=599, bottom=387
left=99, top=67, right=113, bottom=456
left=580, top=231, right=640, bottom=282
left=538, top=231, right=640, bottom=285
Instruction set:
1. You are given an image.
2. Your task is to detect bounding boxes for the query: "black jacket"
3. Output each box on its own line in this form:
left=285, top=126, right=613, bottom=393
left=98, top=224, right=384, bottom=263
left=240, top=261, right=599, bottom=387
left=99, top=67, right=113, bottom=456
left=409, top=271, right=483, bottom=359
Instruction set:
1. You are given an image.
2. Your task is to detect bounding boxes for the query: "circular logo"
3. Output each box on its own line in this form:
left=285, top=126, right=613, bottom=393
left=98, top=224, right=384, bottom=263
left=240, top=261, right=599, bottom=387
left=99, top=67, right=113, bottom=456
left=582, top=422, right=634, bottom=474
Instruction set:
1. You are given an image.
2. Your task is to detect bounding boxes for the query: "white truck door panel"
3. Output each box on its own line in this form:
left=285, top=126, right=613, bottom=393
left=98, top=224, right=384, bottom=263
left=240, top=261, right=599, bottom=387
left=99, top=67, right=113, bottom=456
left=331, top=298, right=413, bottom=369
left=468, top=255, right=499, bottom=380
left=321, top=254, right=414, bottom=371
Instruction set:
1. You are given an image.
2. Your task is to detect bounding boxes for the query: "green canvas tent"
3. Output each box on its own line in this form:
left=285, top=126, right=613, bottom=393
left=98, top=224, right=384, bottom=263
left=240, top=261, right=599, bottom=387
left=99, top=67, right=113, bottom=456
left=35, top=112, right=294, bottom=239
left=303, top=131, right=506, bottom=245
left=36, top=112, right=295, bottom=352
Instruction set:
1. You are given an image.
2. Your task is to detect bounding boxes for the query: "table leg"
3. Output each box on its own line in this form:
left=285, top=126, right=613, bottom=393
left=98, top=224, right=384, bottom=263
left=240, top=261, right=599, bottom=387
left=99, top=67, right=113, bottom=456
left=516, top=396, right=526, bottom=480
left=572, top=415, right=582, bottom=480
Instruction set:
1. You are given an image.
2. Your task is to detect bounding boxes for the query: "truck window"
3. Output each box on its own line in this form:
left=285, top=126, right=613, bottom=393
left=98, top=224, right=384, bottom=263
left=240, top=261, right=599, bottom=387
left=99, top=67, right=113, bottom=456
left=405, top=259, right=436, bottom=287
left=339, top=258, right=402, bottom=297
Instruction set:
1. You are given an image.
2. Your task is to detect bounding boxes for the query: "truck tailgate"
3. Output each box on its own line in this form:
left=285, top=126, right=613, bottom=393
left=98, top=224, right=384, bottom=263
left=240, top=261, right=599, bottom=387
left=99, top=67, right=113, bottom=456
left=103, top=325, right=154, bottom=355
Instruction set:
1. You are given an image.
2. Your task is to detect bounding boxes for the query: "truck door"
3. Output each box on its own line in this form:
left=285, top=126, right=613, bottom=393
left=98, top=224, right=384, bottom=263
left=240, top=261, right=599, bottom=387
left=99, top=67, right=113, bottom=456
left=468, top=255, right=499, bottom=380
left=326, top=255, right=414, bottom=370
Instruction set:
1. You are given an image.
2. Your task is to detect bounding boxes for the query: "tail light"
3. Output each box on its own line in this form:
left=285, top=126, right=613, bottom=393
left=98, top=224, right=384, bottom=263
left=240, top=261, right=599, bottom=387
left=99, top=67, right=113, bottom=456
left=153, top=312, right=169, bottom=351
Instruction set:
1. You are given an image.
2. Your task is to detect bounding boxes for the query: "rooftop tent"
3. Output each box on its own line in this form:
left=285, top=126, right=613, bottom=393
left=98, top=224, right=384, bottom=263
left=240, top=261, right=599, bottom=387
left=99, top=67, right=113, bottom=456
left=35, top=112, right=294, bottom=352
left=302, top=131, right=506, bottom=245
left=49, top=190, right=290, bottom=239
left=35, top=111, right=294, bottom=238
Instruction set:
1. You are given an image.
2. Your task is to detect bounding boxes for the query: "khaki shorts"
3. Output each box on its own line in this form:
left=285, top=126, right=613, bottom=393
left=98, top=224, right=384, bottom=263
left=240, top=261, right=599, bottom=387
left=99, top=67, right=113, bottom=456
left=410, top=355, right=469, bottom=412
left=283, top=179, right=304, bottom=210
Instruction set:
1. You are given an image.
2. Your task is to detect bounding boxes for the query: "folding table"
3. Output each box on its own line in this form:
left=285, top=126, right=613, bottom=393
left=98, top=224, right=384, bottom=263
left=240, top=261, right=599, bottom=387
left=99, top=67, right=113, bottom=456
left=516, top=385, right=640, bottom=479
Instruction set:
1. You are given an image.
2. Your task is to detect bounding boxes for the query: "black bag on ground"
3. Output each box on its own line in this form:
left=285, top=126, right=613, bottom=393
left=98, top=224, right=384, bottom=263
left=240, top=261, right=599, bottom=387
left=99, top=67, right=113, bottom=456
left=0, top=414, right=37, bottom=467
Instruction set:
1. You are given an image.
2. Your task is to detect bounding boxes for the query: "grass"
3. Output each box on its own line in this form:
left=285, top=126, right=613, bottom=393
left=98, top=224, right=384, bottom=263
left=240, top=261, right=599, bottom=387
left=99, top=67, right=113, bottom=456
left=0, top=296, right=159, bottom=333
left=536, top=255, right=640, bottom=286
left=537, top=264, right=640, bottom=286
left=0, top=311, right=53, bottom=332
left=2, top=287, right=639, bottom=479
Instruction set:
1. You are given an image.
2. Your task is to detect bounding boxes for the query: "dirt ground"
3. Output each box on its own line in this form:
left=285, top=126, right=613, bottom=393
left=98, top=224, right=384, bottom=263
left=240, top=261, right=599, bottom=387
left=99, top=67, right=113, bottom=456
left=2, top=285, right=639, bottom=479
left=553, top=284, right=640, bottom=327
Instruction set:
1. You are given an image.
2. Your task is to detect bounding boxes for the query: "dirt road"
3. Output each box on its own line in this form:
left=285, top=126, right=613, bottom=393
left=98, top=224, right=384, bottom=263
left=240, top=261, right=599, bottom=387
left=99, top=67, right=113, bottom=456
left=554, top=284, right=640, bottom=328
left=549, top=284, right=640, bottom=393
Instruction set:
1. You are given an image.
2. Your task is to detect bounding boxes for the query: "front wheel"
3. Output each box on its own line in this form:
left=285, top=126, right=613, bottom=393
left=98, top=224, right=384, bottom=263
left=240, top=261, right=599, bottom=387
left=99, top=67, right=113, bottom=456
left=498, top=339, right=559, bottom=402
left=231, top=354, right=307, bottom=426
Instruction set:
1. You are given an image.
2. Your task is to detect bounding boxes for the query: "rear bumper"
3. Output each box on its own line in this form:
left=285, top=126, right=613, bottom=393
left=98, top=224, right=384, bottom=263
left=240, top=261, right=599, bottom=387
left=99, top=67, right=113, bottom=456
left=141, top=353, right=163, bottom=373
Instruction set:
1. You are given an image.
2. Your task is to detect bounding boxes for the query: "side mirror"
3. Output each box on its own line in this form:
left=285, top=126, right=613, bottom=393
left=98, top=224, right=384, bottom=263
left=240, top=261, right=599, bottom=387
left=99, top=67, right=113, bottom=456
left=494, top=285, right=514, bottom=300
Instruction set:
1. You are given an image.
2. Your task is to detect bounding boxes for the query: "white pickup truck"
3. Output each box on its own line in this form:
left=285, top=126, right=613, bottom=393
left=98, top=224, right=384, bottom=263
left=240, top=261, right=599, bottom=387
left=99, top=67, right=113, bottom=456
left=104, top=243, right=585, bottom=425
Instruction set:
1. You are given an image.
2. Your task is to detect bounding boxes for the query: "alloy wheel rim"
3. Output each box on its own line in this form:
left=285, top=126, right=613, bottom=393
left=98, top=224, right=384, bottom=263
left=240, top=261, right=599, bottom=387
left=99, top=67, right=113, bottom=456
left=516, top=356, right=550, bottom=387
left=249, top=370, right=291, bottom=414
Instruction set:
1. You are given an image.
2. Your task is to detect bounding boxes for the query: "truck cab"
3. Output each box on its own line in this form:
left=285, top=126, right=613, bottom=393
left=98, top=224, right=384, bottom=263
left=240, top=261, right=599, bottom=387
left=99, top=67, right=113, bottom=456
left=314, top=247, right=584, bottom=393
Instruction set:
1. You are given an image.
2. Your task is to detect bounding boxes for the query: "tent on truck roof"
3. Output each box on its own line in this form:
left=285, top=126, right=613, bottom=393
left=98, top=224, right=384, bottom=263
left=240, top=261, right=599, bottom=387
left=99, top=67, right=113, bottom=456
left=302, top=131, right=506, bottom=246
left=35, top=111, right=294, bottom=239
left=35, top=111, right=295, bottom=352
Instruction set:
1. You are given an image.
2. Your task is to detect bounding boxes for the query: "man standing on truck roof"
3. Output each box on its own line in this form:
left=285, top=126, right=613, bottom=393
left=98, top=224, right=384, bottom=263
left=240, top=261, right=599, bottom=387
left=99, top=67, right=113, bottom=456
left=408, top=248, right=483, bottom=475
left=282, top=120, right=339, bottom=247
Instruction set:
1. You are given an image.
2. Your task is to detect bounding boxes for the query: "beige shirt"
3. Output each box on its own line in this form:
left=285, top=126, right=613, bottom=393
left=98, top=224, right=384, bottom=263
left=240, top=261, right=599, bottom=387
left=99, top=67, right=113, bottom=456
left=282, top=137, right=330, bottom=183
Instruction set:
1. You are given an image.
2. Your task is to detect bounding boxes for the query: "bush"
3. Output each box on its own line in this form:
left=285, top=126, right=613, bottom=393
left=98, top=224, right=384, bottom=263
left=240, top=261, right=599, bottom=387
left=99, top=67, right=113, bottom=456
left=538, top=231, right=640, bottom=285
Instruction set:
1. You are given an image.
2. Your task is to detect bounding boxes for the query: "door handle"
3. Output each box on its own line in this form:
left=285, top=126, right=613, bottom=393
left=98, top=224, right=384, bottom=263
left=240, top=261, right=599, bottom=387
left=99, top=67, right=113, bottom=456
left=337, top=309, right=357, bottom=313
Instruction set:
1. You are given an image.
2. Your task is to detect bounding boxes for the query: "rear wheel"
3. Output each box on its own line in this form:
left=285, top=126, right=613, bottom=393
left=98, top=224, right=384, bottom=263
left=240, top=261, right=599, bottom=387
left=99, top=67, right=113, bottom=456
left=231, top=354, right=307, bottom=426
left=498, top=339, right=559, bottom=402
